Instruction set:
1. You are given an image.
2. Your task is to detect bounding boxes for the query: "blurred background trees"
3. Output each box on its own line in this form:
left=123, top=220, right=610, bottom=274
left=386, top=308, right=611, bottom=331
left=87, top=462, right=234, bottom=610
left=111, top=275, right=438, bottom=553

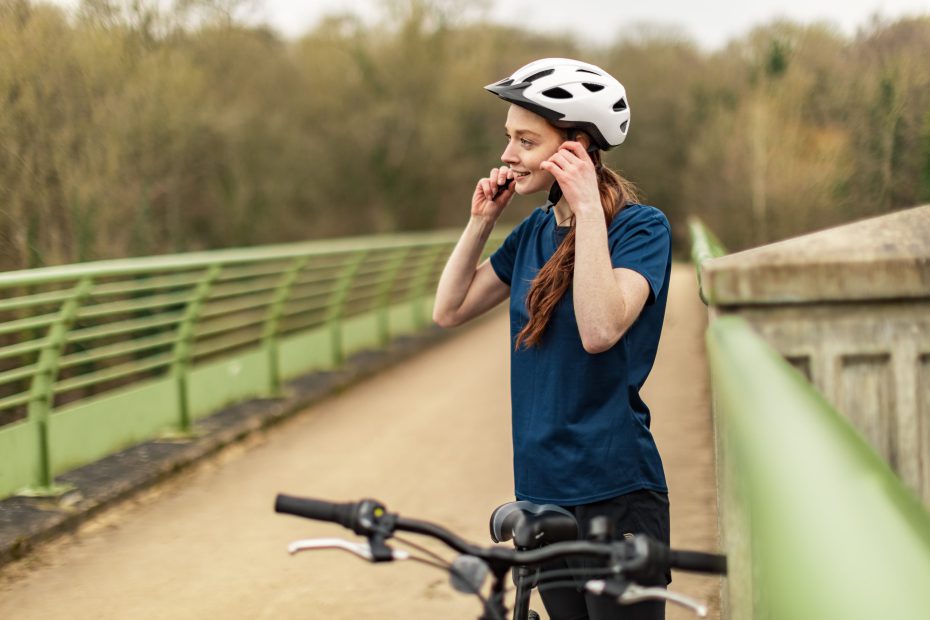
left=1, top=0, right=928, bottom=270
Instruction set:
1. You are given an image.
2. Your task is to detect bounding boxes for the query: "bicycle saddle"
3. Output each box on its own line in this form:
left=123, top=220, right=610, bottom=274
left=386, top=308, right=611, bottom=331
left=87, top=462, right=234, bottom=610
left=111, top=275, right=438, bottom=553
left=489, top=501, right=579, bottom=550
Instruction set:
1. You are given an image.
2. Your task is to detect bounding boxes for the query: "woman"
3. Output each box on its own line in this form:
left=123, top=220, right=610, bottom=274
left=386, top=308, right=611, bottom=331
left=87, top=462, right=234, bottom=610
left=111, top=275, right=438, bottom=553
left=433, top=58, right=672, bottom=620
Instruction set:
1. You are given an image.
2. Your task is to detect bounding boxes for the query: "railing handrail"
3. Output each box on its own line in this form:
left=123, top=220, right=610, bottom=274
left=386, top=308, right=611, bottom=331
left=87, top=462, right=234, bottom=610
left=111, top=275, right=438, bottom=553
left=706, top=316, right=930, bottom=618
left=0, top=230, right=464, bottom=289
left=686, top=216, right=727, bottom=305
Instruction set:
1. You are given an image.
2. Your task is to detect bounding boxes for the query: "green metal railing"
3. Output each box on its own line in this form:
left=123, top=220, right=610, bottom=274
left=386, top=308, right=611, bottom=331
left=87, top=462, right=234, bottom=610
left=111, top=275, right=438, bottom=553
left=0, top=230, right=501, bottom=500
left=690, top=218, right=930, bottom=618
left=687, top=215, right=727, bottom=304
left=707, top=316, right=930, bottom=618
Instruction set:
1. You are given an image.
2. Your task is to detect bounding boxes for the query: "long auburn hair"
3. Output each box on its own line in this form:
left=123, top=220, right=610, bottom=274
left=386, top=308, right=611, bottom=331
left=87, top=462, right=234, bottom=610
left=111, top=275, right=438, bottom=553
left=514, top=147, right=640, bottom=350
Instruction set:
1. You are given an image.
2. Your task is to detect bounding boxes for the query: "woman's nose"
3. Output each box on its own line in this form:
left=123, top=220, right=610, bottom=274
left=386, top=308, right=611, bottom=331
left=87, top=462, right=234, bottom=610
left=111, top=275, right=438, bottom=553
left=501, top=142, right=519, bottom=165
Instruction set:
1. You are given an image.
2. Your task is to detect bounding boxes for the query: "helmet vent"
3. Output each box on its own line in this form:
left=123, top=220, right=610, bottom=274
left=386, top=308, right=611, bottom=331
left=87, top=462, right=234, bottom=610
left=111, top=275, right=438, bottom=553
left=583, top=83, right=605, bottom=93
left=523, top=69, right=555, bottom=83
left=620, top=120, right=629, bottom=133
left=542, top=87, right=572, bottom=99
left=576, top=68, right=599, bottom=75
left=613, top=98, right=628, bottom=111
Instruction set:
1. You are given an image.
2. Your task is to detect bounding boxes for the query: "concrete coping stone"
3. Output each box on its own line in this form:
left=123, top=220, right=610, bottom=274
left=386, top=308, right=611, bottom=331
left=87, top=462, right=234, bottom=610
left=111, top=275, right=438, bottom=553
left=703, top=204, right=930, bottom=306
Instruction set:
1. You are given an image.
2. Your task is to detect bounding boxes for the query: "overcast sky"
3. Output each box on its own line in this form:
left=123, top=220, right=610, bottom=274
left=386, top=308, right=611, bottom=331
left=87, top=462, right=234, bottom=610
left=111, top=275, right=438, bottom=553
left=252, top=0, right=929, bottom=49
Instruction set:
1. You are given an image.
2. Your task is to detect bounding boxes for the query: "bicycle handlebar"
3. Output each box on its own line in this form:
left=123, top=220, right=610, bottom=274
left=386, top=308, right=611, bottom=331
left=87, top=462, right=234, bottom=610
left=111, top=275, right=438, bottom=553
left=274, top=494, right=727, bottom=576
left=275, top=495, right=360, bottom=530
left=670, top=549, right=728, bottom=575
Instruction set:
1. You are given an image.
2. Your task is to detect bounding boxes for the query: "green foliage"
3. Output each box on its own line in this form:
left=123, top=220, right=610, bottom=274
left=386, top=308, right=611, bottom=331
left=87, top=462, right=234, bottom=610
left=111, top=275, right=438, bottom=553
left=766, top=39, right=789, bottom=77
left=1, top=0, right=929, bottom=267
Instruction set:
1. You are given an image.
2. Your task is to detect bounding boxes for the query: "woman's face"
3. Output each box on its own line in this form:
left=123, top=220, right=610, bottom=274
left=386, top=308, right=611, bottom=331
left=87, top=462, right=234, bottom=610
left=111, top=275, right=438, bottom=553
left=501, top=104, right=564, bottom=195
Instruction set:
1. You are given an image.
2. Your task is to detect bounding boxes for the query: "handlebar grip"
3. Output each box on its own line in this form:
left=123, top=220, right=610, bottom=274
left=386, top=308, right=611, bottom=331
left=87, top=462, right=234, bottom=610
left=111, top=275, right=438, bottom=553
left=669, top=549, right=728, bottom=575
left=275, top=494, right=358, bottom=530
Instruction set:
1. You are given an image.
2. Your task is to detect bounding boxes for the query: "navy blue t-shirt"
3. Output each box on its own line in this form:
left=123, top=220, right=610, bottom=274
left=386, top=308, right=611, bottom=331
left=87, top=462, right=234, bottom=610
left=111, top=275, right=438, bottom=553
left=489, top=204, right=671, bottom=505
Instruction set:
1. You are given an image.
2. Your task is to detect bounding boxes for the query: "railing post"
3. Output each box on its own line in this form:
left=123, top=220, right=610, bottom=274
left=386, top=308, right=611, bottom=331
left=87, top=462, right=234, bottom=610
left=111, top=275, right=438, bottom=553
left=262, top=256, right=309, bottom=395
left=171, top=264, right=221, bottom=435
left=22, top=276, right=93, bottom=496
left=375, top=247, right=410, bottom=347
left=410, top=243, right=448, bottom=328
left=326, top=251, right=368, bottom=367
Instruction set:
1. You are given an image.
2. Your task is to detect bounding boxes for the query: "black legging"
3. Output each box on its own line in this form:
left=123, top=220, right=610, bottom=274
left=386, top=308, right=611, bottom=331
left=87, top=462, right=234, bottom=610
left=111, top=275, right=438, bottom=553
left=538, top=489, right=671, bottom=620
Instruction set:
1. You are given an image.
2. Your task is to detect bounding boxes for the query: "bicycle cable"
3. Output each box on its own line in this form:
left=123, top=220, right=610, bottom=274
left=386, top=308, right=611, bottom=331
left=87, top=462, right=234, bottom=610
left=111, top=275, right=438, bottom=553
left=398, top=548, right=494, bottom=615
left=393, top=534, right=453, bottom=566
left=533, top=566, right=618, bottom=582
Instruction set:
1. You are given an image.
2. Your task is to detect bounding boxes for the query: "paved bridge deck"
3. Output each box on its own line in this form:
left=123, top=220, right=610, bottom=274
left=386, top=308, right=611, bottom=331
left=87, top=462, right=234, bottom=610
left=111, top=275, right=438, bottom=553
left=0, top=265, right=720, bottom=619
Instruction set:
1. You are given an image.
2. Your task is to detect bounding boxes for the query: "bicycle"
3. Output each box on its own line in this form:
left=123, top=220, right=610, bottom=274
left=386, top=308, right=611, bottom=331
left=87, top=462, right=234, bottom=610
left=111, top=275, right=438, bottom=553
left=274, top=494, right=727, bottom=620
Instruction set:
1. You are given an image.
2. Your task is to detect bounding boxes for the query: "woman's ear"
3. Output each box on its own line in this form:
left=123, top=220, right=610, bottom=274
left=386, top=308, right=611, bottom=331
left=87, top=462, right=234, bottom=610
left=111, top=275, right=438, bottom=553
left=576, top=132, right=592, bottom=151
left=569, top=130, right=596, bottom=154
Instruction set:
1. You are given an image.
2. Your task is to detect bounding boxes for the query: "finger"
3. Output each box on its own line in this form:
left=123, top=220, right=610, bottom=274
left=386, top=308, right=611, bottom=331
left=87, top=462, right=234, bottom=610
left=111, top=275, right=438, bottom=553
left=481, top=178, right=493, bottom=200
left=558, top=144, right=587, bottom=166
left=562, top=141, right=593, bottom=165
left=498, top=166, right=512, bottom=185
left=549, top=151, right=573, bottom=169
left=543, top=153, right=565, bottom=171
left=495, top=183, right=514, bottom=204
left=489, top=167, right=500, bottom=185
left=560, top=141, right=585, bottom=157
left=493, top=176, right=515, bottom=200
left=539, top=160, right=565, bottom=181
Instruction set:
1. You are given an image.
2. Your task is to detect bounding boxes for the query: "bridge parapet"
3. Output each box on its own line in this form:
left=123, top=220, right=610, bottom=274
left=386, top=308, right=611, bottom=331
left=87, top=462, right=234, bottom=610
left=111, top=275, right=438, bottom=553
left=691, top=206, right=930, bottom=620
left=702, top=204, right=930, bottom=503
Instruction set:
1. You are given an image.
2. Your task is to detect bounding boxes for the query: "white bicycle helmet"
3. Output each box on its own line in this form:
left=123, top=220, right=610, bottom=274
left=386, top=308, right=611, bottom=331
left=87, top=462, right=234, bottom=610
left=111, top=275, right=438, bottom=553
left=485, top=58, right=630, bottom=150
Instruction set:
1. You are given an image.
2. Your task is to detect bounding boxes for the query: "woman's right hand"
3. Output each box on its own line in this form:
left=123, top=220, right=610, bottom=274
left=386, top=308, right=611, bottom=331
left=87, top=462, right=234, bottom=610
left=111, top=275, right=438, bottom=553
left=471, top=166, right=515, bottom=223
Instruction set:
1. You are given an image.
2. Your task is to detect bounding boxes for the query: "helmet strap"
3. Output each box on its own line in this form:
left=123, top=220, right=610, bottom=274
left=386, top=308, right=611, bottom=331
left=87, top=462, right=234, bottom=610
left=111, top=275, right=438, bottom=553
left=544, top=182, right=562, bottom=213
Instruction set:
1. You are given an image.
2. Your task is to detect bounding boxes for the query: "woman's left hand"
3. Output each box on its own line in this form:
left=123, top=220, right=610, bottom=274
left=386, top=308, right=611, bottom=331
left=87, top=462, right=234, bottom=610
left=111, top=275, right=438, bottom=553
left=539, top=141, right=601, bottom=219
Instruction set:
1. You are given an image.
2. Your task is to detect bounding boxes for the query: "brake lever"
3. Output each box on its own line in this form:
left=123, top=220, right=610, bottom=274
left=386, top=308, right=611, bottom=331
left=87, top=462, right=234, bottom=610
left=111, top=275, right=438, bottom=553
left=287, top=538, right=410, bottom=562
left=585, top=580, right=708, bottom=617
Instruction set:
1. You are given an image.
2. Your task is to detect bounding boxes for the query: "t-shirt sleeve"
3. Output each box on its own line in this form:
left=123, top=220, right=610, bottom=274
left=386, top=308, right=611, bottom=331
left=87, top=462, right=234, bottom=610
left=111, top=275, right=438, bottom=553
left=489, top=215, right=531, bottom=287
left=609, top=213, right=671, bottom=304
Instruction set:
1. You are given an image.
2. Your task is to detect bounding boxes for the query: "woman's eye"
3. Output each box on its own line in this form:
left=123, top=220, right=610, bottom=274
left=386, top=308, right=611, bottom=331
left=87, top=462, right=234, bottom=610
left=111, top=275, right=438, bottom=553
left=505, top=135, right=534, bottom=148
